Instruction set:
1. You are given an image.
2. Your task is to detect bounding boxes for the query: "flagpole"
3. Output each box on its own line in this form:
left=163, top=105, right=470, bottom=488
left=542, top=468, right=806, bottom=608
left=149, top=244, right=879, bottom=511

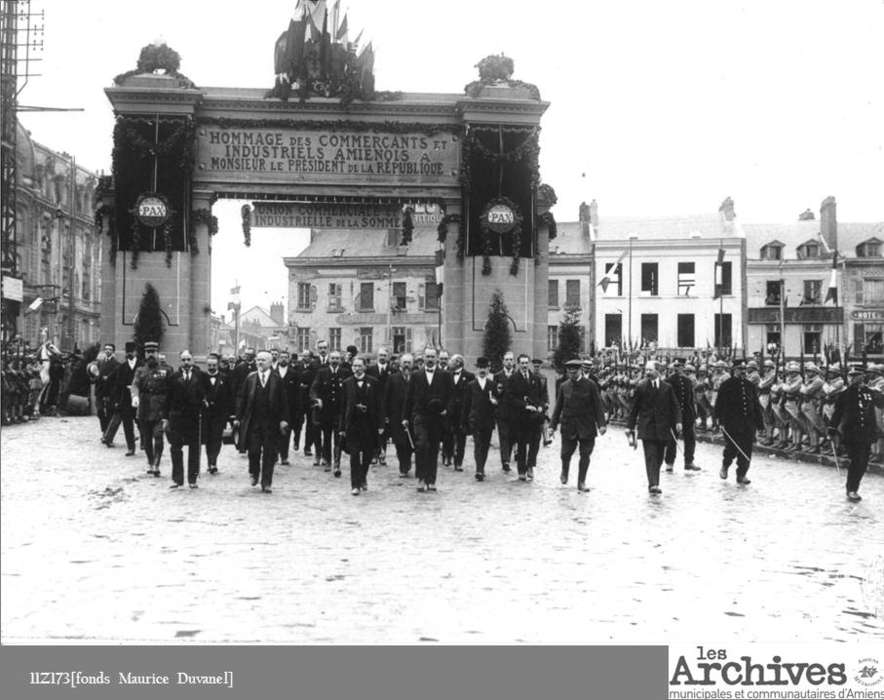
left=627, top=236, right=635, bottom=348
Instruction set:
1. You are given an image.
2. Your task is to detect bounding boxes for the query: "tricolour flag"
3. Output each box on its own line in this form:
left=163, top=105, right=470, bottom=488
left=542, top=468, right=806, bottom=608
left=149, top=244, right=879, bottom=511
left=713, top=247, right=725, bottom=299
left=26, top=297, right=43, bottom=313
left=597, top=250, right=627, bottom=292
left=824, top=252, right=839, bottom=305
left=335, top=12, right=348, bottom=43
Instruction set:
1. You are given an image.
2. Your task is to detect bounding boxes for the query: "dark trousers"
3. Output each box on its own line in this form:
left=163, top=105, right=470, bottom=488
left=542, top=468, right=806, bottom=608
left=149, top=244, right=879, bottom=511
left=201, top=414, right=226, bottom=467
left=722, top=427, right=754, bottom=478
left=305, top=418, right=320, bottom=457
left=391, top=425, right=414, bottom=475
left=665, top=421, right=696, bottom=467
left=139, top=419, right=165, bottom=468
left=247, top=424, right=278, bottom=487
left=845, top=440, right=871, bottom=493
left=472, top=424, right=494, bottom=474
left=497, top=418, right=513, bottom=467
left=561, top=435, right=595, bottom=484
left=349, top=443, right=372, bottom=488
left=441, top=419, right=455, bottom=463
left=278, top=424, right=292, bottom=462
left=414, top=415, right=443, bottom=485
left=320, top=421, right=342, bottom=466
left=104, top=408, right=137, bottom=450
left=170, top=427, right=201, bottom=486
left=641, top=439, right=667, bottom=488
left=291, top=410, right=305, bottom=451
left=527, top=426, right=543, bottom=468
left=97, top=397, right=112, bottom=434
left=514, top=422, right=539, bottom=475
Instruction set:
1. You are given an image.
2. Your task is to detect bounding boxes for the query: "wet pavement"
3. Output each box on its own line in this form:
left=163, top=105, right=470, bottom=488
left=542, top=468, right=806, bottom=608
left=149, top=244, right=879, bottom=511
left=2, top=416, right=882, bottom=644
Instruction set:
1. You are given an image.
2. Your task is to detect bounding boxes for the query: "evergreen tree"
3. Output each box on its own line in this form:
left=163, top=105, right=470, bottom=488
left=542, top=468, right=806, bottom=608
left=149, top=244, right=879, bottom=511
left=133, top=283, right=164, bottom=350
left=553, top=304, right=582, bottom=370
left=482, top=290, right=512, bottom=370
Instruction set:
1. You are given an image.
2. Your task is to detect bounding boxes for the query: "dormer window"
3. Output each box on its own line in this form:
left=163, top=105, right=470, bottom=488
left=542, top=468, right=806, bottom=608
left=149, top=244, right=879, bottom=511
left=760, top=242, right=784, bottom=261
left=796, top=240, right=821, bottom=260
left=856, top=238, right=882, bottom=258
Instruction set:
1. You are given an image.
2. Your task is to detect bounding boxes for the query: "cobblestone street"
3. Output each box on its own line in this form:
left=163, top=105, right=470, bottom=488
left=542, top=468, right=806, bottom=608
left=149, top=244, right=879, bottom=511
left=2, top=416, right=882, bottom=644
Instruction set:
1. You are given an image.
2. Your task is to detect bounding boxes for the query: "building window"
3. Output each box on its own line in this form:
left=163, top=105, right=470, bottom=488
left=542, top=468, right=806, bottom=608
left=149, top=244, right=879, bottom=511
left=766, top=324, right=781, bottom=349
left=565, top=279, right=580, bottom=308
left=856, top=278, right=884, bottom=306
left=296, top=327, right=311, bottom=352
left=547, top=325, right=558, bottom=352
left=358, top=282, right=374, bottom=312
left=855, top=323, right=883, bottom=355
left=328, top=283, right=343, bottom=312
left=714, top=313, right=733, bottom=348
left=802, top=280, right=822, bottom=305
left=296, top=282, right=312, bottom=311
left=856, top=240, right=881, bottom=258
left=424, top=281, right=440, bottom=311
left=392, top=282, right=407, bottom=311
left=604, top=314, right=622, bottom=347
left=548, top=279, right=559, bottom=308
left=677, top=262, right=695, bottom=297
left=765, top=280, right=782, bottom=306
left=640, top=262, right=659, bottom=296
left=797, top=242, right=820, bottom=259
left=392, top=326, right=411, bottom=354
left=601, top=262, right=622, bottom=297
left=359, top=327, right=373, bottom=354
left=761, top=244, right=783, bottom=261
left=715, top=261, right=733, bottom=296
left=329, top=327, right=341, bottom=352
left=803, top=324, right=822, bottom=355
left=677, top=314, right=694, bottom=347
left=640, top=314, right=658, bottom=345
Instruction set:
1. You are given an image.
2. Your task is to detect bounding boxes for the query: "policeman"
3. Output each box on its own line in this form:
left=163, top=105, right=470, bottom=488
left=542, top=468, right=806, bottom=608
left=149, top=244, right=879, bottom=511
left=130, top=341, right=172, bottom=476
left=664, top=361, right=701, bottom=472
left=714, top=358, right=764, bottom=485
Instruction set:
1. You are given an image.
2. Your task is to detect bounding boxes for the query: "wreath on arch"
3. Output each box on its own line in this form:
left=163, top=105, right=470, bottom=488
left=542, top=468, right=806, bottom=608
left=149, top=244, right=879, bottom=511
left=479, top=196, right=523, bottom=276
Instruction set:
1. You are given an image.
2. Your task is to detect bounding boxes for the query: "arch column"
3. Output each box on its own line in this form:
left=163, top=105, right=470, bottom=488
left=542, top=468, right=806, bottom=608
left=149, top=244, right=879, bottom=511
left=190, top=189, right=214, bottom=359
left=441, top=199, right=464, bottom=352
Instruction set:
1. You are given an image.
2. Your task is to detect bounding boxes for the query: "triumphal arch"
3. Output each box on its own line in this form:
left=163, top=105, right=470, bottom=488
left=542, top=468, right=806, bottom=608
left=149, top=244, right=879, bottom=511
left=99, top=22, right=553, bottom=360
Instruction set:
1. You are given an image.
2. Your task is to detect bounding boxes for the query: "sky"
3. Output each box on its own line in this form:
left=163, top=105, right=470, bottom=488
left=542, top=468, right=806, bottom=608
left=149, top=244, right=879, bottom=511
left=16, top=0, right=884, bottom=315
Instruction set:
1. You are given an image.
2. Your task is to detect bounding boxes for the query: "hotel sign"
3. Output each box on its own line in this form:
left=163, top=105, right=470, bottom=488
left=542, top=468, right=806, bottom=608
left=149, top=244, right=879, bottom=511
left=197, top=127, right=460, bottom=187
left=851, top=309, right=884, bottom=321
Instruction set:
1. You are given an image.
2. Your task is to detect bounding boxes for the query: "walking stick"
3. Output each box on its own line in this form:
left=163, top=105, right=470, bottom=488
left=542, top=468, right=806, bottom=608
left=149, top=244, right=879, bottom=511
left=404, top=423, right=415, bottom=450
left=829, top=435, right=841, bottom=475
left=669, top=428, right=680, bottom=458
left=720, top=424, right=752, bottom=464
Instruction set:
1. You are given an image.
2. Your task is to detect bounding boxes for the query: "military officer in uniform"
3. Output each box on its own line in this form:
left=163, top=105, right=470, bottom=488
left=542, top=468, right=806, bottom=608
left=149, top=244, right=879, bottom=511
left=664, top=360, right=701, bottom=472
left=714, top=358, right=765, bottom=485
left=310, top=349, right=349, bottom=476
left=830, top=366, right=884, bottom=501
left=550, top=359, right=607, bottom=492
left=130, top=341, right=171, bottom=476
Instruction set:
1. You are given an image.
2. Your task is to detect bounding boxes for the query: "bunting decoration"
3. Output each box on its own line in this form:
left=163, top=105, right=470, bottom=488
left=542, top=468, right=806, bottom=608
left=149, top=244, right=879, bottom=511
left=824, top=252, right=839, bottom=305
left=713, top=247, right=726, bottom=299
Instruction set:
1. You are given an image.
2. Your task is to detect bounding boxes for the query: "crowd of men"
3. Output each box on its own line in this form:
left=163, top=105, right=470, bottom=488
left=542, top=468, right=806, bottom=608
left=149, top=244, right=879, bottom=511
left=21, top=337, right=884, bottom=503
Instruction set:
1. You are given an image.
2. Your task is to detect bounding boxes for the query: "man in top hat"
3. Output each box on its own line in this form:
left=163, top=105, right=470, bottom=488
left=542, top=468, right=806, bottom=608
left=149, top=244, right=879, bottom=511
left=714, top=358, right=764, bottom=485
left=165, top=349, right=207, bottom=489
left=550, top=359, right=607, bottom=491
left=664, top=360, right=701, bottom=472
left=626, top=360, right=681, bottom=495
left=340, top=356, right=384, bottom=495
left=131, top=341, right=172, bottom=476
left=201, top=352, right=233, bottom=475
left=343, top=345, right=359, bottom=372
left=462, top=357, right=499, bottom=481
left=103, top=340, right=141, bottom=455
left=234, top=350, right=289, bottom=493
left=830, top=365, right=884, bottom=501
left=385, top=353, right=415, bottom=477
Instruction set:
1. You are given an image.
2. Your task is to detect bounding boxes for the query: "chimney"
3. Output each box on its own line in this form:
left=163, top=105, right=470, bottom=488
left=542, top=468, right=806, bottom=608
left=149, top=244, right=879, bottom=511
left=798, top=208, right=815, bottom=221
left=718, top=197, right=735, bottom=222
left=589, top=199, right=598, bottom=227
left=270, top=302, right=285, bottom=326
left=579, top=201, right=590, bottom=236
left=820, top=196, right=837, bottom=253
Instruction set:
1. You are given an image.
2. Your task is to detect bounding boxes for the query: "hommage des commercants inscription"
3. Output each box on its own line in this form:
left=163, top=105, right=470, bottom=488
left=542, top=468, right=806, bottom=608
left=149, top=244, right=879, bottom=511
left=196, top=127, right=460, bottom=185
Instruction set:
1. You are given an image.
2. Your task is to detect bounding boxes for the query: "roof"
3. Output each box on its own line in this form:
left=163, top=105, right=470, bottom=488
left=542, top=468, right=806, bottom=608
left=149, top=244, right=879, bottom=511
left=743, top=220, right=884, bottom=260
left=239, top=306, right=281, bottom=328
left=292, top=226, right=438, bottom=260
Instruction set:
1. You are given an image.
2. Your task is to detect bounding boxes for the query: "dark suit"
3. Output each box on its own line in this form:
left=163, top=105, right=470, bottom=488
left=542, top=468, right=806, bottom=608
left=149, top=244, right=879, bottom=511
left=298, top=361, right=319, bottom=457
left=341, top=374, right=383, bottom=489
left=274, top=364, right=298, bottom=463
left=405, top=368, right=452, bottom=486
left=714, top=375, right=764, bottom=479
left=506, top=371, right=547, bottom=477
left=494, top=369, right=516, bottom=468
left=201, top=370, right=232, bottom=470
left=237, top=370, right=289, bottom=489
left=367, top=362, right=394, bottom=460
left=444, top=369, right=474, bottom=468
left=627, top=378, right=682, bottom=489
left=551, top=376, right=606, bottom=484
left=165, top=367, right=206, bottom=486
left=310, top=365, right=349, bottom=468
left=103, top=357, right=141, bottom=450
left=831, top=383, right=884, bottom=494
left=462, top=375, right=498, bottom=475
left=96, top=355, right=120, bottom=434
left=385, top=371, right=414, bottom=475
left=665, top=372, right=698, bottom=468
left=230, top=360, right=255, bottom=452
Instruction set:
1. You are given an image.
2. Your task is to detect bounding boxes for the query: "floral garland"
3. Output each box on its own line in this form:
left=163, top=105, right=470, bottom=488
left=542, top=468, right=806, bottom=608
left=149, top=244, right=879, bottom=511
left=130, top=219, right=140, bottom=270
left=459, top=126, right=541, bottom=190
left=113, top=43, right=195, bottom=89
left=436, top=214, right=463, bottom=259
left=536, top=211, right=557, bottom=240
left=241, top=205, right=252, bottom=247
left=400, top=207, right=414, bottom=246
left=479, top=196, right=523, bottom=277
left=163, top=219, right=174, bottom=268
left=196, top=116, right=462, bottom=137
left=190, top=208, right=219, bottom=255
